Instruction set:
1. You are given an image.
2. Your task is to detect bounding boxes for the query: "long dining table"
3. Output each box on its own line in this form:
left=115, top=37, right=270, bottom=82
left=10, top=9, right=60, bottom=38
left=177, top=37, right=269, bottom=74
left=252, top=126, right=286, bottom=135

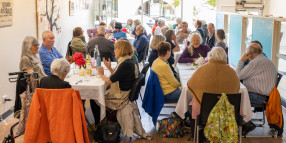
left=65, top=62, right=117, bottom=121
left=174, top=63, right=253, bottom=122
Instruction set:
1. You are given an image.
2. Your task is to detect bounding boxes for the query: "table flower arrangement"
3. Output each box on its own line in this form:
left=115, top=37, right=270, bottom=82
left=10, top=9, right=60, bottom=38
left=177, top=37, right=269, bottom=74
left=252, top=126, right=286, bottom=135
left=193, top=53, right=207, bottom=66
left=73, top=52, right=86, bottom=76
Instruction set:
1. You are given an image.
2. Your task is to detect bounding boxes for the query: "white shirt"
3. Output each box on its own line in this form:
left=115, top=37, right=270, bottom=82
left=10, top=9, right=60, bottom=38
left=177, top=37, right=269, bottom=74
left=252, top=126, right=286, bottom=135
left=154, top=26, right=163, bottom=35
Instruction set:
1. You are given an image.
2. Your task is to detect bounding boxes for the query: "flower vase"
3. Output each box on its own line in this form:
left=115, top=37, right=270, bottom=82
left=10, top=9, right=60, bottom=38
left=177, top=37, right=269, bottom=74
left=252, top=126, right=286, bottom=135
left=79, top=68, right=85, bottom=76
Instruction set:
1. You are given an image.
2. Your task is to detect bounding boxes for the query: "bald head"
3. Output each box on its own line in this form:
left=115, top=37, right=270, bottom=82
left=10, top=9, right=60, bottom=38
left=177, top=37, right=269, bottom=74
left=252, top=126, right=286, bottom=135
left=248, top=43, right=262, bottom=54
left=97, top=26, right=105, bottom=35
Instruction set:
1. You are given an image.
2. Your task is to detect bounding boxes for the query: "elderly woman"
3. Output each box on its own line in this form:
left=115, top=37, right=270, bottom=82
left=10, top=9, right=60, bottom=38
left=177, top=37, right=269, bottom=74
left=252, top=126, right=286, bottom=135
left=148, top=35, right=166, bottom=66
left=20, top=36, right=47, bottom=78
left=152, top=42, right=181, bottom=101
left=126, top=19, right=134, bottom=30
left=178, top=33, right=211, bottom=63
left=215, top=29, right=227, bottom=50
left=187, top=47, right=240, bottom=118
left=165, top=29, right=180, bottom=52
left=97, top=40, right=151, bottom=139
left=39, top=58, right=71, bottom=88
left=161, top=26, right=170, bottom=36
left=70, top=27, right=86, bottom=57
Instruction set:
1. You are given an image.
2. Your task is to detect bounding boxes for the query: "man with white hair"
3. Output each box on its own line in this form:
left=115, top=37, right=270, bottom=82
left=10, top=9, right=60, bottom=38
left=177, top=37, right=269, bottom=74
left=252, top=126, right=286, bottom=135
left=133, top=24, right=149, bottom=62
left=39, top=58, right=71, bottom=88
left=86, top=26, right=116, bottom=61
left=154, top=19, right=166, bottom=35
left=236, top=43, right=277, bottom=136
left=39, top=30, right=63, bottom=76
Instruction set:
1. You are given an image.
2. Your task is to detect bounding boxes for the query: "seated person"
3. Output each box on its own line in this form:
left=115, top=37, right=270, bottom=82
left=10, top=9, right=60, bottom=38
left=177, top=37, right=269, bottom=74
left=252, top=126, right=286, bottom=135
left=133, top=25, right=149, bottom=62
left=243, top=40, right=267, bottom=67
left=236, top=43, right=277, bottom=135
left=206, top=23, right=216, bottom=49
left=132, top=19, right=147, bottom=37
left=188, top=47, right=240, bottom=112
left=176, top=21, right=191, bottom=44
left=165, top=29, right=180, bottom=52
left=215, top=29, right=227, bottom=50
left=173, top=17, right=182, bottom=30
left=70, top=27, right=86, bottom=57
left=113, top=22, right=127, bottom=40
left=20, top=36, right=47, bottom=79
left=151, top=42, right=181, bottom=101
left=39, top=30, right=63, bottom=75
left=148, top=35, right=166, bottom=66
left=97, top=40, right=150, bottom=139
left=86, top=26, right=116, bottom=61
left=178, top=33, right=211, bottom=63
left=161, top=26, right=170, bottom=36
left=154, top=19, right=165, bottom=35
left=194, top=20, right=206, bottom=44
left=152, top=19, right=158, bottom=35
left=125, top=19, right=134, bottom=30
left=40, top=58, right=71, bottom=89
left=87, top=22, right=106, bottom=40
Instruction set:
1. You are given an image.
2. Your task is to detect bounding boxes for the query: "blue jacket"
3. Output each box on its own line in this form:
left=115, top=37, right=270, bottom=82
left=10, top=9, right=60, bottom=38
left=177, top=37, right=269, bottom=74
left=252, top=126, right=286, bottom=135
left=133, top=34, right=149, bottom=62
left=142, top=69, right=165, bottom=125
left=39, top=45, right=63, bottom=75
left=113, top=31, right=127, bottom=40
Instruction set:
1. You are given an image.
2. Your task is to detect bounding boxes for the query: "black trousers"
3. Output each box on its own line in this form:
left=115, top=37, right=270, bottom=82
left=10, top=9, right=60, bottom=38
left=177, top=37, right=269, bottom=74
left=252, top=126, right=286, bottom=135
left=82, top=99, right=101, bottom=125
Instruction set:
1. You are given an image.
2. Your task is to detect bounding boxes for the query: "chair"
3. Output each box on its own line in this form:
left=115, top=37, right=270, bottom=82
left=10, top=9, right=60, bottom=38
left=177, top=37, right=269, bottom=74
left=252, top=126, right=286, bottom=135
left=140, top=63, right=150, bottom=86
left=193, top=93, right=242, bottom=143
left=129, top=73, right=145, bottom=118
left=251, top=72, right=283, bottom=127
left=139, top=43, right=150, bottom=66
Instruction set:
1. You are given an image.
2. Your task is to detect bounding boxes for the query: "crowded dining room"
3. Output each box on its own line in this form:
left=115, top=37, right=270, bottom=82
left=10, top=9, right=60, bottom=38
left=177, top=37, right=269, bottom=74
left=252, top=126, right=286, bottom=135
left=1, top=0, right=286, bottom=142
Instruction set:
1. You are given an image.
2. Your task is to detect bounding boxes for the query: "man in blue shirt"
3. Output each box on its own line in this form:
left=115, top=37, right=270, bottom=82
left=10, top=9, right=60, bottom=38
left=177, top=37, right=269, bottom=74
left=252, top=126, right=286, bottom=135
left=133, top=25, right=149, bottom=62
left=39, top=30, right=63, bottom=75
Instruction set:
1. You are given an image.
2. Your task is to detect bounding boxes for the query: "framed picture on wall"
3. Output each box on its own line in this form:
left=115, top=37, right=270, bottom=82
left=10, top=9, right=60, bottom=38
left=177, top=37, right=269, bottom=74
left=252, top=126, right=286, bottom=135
left=69, top=1, right=75, bottom=16
left=0, top=0, right=13, bottom=27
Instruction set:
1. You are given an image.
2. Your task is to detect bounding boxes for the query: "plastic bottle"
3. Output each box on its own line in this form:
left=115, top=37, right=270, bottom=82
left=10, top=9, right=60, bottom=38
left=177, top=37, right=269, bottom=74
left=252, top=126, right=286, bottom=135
left=96, top=45, right=101, bottom=69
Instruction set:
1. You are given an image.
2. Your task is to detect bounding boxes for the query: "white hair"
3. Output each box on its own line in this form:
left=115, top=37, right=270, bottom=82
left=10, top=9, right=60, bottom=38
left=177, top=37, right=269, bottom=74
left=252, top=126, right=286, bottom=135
left=188, top=32, right=202, bottom=56
left=158, top=19, right=165, bottom=26
left=97, top=26, right=105, bottom=35
left=50, top=58, right=70, bottom=75
left=136, top=24, right=144, bottom=32
left=207, top=47, right=227, bottom=62
left=42, top=30, right=53, bottom=39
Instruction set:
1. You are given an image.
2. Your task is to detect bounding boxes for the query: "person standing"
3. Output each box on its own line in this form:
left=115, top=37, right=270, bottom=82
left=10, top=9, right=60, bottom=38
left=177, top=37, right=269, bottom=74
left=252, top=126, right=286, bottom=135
left=206, top=23, right=216, bottom=49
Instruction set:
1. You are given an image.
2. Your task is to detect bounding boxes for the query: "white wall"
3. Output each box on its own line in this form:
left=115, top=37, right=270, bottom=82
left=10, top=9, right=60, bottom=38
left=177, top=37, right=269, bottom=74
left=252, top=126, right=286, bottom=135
left=267, top=0, right=286, bottom=18
left=0, top=0, right=94, bottom=115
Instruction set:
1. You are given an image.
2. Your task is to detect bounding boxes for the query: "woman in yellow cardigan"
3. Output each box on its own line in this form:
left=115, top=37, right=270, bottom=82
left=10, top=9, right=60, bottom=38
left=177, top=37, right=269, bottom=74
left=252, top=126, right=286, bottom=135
left=151, top=41, right=181, bottom=101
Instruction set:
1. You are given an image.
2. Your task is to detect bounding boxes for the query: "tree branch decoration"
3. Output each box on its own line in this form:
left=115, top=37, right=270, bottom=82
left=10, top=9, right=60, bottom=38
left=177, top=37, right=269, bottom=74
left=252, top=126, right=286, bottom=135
left=40, top=0, right=61, bottom=33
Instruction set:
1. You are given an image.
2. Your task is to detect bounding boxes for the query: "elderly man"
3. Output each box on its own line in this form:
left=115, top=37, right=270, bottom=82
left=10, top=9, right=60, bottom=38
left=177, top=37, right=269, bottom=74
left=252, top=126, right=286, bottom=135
left=39, top=30, right=63, bottom=76
left=40, top=58, right=71, bottom=89
left=86, top=26, right=116, bottom=61
left=133, top=25, right=149, bottom=62
left=176, top=21, right=191, bottom=44
left=154, top=19, right=165, bottom=35
left=236, top=43, right=277, bottom=135
left=206, top=23, right=216, bottom=49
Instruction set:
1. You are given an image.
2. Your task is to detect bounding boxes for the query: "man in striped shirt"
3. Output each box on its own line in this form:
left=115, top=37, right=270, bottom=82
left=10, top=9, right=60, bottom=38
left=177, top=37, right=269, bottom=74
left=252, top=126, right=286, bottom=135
left=236, top=43, right=277, bottom=104
left=236, top=42, right=277, bottom=135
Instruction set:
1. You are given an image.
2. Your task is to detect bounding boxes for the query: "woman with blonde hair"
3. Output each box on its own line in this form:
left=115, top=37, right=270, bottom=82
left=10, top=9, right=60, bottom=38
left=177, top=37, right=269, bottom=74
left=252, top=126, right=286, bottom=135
left=97, top=40, right=151, bottom=140
left=178, top=32, right=211, bottom=63
left=148, top=35, right=166, bottom=66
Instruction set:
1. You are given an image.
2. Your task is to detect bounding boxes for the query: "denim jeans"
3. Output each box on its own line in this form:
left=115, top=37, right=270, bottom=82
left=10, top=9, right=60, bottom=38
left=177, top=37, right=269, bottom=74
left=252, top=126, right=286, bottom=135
left=248, top=92, right=268, bottom=104
left=165, top=89, right=181, bottom=101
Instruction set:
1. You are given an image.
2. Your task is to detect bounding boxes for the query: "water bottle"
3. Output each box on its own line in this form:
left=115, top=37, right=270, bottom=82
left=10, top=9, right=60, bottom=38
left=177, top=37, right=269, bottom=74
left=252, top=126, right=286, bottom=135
left=96, top=45, right=101, bottom=69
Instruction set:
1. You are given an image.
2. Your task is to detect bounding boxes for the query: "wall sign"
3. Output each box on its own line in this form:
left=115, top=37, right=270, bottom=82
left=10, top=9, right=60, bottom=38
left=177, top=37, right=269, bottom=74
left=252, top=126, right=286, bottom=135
left=0, top=0, right=13, bottom=27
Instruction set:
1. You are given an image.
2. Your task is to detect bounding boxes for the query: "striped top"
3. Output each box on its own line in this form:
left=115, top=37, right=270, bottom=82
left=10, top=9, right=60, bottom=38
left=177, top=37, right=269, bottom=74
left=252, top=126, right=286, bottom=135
left=236, top=54, right=277, bottom=95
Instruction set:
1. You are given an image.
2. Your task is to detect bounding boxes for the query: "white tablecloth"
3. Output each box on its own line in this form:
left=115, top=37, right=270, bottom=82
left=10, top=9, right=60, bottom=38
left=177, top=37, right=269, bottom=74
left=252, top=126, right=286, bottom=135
left=173, top=44, right=185, bottom=67
left=65, top=62, right=117, bottom=121
left=174, top=63, right=253, bottom=122
left=127, top=35, right=135, bottom=44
